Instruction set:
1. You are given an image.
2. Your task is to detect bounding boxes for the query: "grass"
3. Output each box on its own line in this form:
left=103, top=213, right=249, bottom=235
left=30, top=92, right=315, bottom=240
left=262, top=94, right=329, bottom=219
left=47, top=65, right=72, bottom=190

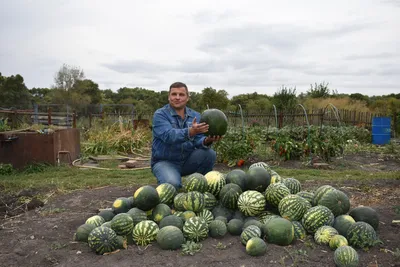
left=0, top=165, right=154, bottom=194
left=0, top=164, right=399, bottom=195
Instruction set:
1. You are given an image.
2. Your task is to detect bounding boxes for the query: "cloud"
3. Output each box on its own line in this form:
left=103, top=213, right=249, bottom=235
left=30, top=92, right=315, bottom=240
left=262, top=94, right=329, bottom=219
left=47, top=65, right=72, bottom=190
left=344, top=52, right=397, bottom=60
left=191, top=9, right=238, bottom=24
left=382, top=0, right=400, bottom=7
left=102, top=60, right=171, bottom=74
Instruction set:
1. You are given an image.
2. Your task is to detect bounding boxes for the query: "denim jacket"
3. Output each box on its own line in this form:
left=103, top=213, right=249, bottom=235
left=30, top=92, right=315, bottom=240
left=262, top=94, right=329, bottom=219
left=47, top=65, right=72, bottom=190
left=151, top=104, right=209, bottom=167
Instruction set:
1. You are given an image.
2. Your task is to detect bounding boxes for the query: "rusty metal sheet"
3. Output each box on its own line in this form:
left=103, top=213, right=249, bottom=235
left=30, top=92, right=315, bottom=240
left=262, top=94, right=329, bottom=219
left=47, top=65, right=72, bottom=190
left=0, top=128, right=80, bottom=169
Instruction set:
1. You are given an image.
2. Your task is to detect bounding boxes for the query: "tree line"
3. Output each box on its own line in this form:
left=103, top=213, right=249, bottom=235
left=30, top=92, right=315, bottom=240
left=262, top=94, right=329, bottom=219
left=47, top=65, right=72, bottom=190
left=1, top=64, right=399, bottom=118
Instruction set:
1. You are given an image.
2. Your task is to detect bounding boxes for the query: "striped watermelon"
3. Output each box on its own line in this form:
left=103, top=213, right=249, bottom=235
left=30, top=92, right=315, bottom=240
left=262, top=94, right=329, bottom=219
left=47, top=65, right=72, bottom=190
left=265, top=183, right=291, bottom=207
left=270, top=172, right=283, bottom=184
left=110, top=213, right=134, bottom=236
left=301, top=205, right=335, bottom=234
left=85, top=215, right=105, bottom=227
left=182, top=173, right=208, bottom=193
left=101, top=221, right=112, bottom=228
left=203, top=192, right=218, bottom=210
left=88, top=226, right=119, bottom=254
left=182, top=216, right=209, bottom=242
left=312, top=185, right=335, bottom=206
left=197, top=209, right=214, bottom=224
left=282, top=178, right=302, bottom=194
left=329, top=235, right=348, bottom=250
left=205, top=171, right=226, bottom=197
left=219, top=183, right=242, bottom=209
left=180, top=211, right=197, bottom=221
left=243, top=219, right=264, bottom=235
left=173, top=193, right=187, bottom=211
left=334, top=246, right=359, bottom=267
left=240, top=225, right=262, bottom=245
left=156, top=183, right=177, bottom=205
left=249, top=162, right=271, bottom=172
left=182, top=191, right=205, bottom=212
left=314, top=225, right=339, bottom=245
left=258, top=211, right=276, bottom=221
left=127, top=207, right=147, bottom=225
left=315, top=189, right=350, bottom=216
left=333, top=215, right=356, bottom=237
left=278, top=194, right=312, bottom=221
left=346, top=221, right=378, bottom=249
left=292, top=221, right=307, bottom=240
left=296, top=191, right=314, bottom=204
left=237, top=190, right=266, bottom=217
left=132, top=220, right=159, bottom=246
left=259, top=214, right=281, bottom=225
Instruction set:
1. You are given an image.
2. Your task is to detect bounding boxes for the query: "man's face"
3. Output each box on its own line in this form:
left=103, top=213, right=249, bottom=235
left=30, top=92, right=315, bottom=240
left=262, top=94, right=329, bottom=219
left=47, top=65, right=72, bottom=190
left=169, top=87, right=189, bottom=110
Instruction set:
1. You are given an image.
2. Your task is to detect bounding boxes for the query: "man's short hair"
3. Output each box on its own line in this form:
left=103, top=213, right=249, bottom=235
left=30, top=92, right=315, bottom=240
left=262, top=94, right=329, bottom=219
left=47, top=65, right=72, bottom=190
left=169, top=82, right=189, bottom=95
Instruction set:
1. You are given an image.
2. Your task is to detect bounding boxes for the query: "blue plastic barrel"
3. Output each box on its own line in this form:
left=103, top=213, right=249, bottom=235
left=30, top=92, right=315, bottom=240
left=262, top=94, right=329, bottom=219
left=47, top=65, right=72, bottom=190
left=372, top=117, right=391, bottom=145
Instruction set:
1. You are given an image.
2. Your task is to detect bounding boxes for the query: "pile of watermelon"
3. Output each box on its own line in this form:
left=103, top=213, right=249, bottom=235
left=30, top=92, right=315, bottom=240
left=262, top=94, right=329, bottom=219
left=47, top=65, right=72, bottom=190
left=74, top=162, right=380, bottom=266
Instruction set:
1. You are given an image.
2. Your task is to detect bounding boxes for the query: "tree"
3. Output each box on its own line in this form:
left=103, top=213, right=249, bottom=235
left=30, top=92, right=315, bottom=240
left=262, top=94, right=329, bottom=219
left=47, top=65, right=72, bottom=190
left=349, top=93, right=369, bottom=103
left=29, top=87, right=52, bottom=104
left=53, top=63, right=85, bottom=91
left=72, top=79, right=102, bottom=104
left=307, top=82, right=334, bottom=98
left=200, top=87, right=229, bottom=111
left=0, top=72, right=32, bottom=108
left=272, top=85, right=297, bottom=112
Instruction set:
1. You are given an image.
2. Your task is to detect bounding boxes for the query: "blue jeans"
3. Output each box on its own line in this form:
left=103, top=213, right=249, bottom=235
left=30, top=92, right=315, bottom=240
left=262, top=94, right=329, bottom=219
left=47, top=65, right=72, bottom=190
left=152, top=148, right=216, bottom=188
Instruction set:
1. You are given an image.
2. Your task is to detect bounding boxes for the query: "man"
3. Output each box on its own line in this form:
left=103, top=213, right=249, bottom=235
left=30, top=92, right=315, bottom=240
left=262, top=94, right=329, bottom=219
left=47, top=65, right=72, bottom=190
left=151, top=82, right=222, bottom=188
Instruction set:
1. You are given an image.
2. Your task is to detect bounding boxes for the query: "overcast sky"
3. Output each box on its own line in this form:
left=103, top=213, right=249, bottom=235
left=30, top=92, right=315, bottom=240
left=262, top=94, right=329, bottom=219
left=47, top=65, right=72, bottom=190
left=1, top=0, right=399, bottom=97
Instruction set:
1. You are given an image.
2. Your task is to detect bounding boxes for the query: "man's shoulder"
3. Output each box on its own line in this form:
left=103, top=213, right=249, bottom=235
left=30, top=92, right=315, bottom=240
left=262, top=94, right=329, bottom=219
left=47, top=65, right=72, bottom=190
left=186, top=107, right=200, bottom=117
left=154, top=104, right=170, bottom=114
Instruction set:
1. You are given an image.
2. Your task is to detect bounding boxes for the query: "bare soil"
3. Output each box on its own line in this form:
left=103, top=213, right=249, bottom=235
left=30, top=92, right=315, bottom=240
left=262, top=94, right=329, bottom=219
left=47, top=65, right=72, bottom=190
left=0, top=176, right=399, bottom=267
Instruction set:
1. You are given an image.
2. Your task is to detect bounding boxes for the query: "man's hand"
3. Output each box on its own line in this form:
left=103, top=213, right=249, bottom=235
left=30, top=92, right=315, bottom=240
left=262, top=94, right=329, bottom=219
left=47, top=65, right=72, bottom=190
left=203, top=135, right=223, bottom=146
left=189, top=117, right=209, bottom=137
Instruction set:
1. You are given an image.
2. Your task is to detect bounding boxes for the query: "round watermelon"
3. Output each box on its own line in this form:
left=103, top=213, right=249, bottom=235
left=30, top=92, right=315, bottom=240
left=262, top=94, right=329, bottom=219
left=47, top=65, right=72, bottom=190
left=133, top=185, right=160, bottom=211
left=200, top=108, right=228, bottom=136
left=225, top=169, right=247, bottom=190
left=246, top=166, right=271, bottom=192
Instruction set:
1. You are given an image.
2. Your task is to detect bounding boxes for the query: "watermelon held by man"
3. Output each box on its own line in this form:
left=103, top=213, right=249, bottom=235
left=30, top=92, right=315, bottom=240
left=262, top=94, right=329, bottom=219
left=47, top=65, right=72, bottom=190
left=200, top=108, right=228, bottom=136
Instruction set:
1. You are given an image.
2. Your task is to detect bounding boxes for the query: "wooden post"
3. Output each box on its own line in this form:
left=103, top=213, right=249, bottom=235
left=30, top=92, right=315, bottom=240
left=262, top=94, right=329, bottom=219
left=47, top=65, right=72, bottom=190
left=12, top=110, right=17, bottom=129
left=72, top=110, right=76, bottom=128
left=48, top=107, right=52, bottom=125
left=89, top=113, right=92, bottom=128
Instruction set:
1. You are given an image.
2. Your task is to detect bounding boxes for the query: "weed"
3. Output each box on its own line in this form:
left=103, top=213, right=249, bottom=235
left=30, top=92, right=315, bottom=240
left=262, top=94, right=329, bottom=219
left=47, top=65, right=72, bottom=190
left=181, top=241, right=202, bottom=256
left=40, top=207, right=66, bottom=216
left=393, top=206, right=400, bottom=215
left=213, top=242, right=231, bottom=250
left=0, top=164, right=14, bottom=175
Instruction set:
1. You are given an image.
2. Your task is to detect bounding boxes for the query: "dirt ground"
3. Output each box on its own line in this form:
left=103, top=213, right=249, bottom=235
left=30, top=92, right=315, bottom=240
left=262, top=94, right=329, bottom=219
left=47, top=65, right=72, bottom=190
left=0, top=175, right=399, bottom=267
